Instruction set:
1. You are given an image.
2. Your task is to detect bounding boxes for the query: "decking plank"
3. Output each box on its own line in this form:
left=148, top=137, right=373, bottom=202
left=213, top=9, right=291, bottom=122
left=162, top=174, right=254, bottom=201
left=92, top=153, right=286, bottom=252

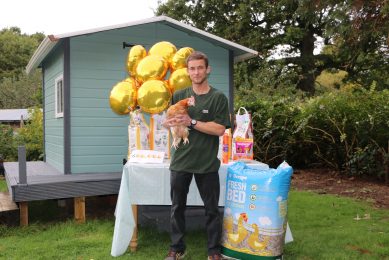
left=13, top=180, right=121, bottom=202
left=4, top=161, right=122, bottom=202
left=4, top=171, right=17, bottom=192
left=23, top=172, right=121, bottom=184
left=0, top=192, right=18, bottom=212
left=4, top=161, right=62, bottom=178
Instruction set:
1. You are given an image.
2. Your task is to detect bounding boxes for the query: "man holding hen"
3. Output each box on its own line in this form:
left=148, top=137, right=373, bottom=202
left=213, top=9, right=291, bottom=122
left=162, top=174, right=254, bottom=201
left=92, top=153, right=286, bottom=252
left=163, top=51, right=231, bottom=260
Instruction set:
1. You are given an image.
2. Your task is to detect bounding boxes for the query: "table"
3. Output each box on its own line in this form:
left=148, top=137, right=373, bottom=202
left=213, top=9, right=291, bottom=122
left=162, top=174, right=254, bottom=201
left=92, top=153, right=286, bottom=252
left=111, top=161, right=292, bottom=257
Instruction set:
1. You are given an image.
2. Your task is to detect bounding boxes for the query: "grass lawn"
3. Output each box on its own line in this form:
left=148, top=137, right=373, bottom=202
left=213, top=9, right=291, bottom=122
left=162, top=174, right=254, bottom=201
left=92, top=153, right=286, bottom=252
left=0, top=178, right=7, bottom=192
left=0, top=190, right=388, bottom=259
left=285, top=191, right=389, bottom=259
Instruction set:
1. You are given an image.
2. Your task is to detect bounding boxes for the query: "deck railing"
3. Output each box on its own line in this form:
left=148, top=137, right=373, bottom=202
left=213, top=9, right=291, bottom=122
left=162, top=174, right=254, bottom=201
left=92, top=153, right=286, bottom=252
left=18, top=146, right=27, bottom=184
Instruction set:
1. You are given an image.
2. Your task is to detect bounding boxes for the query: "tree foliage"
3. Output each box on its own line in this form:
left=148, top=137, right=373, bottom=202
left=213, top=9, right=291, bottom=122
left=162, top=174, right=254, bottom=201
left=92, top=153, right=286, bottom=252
left=0, top=108, right=43, bottom=161
left=14, top=108, right=44, bottom=161
left=0, top=27, right=44, bottom=160
left=0, top=124, right=17, bottom=161
left=323, top=1, right=389, bottom=90
left=156, top=0, right=389, bottom=94
left=0, top=27, right=44, bottom=80
left=0, top=70, right=42, bottom=109
left=315, top=69, right=348, bottom=90
left=0, top=27, right=44, bottom=109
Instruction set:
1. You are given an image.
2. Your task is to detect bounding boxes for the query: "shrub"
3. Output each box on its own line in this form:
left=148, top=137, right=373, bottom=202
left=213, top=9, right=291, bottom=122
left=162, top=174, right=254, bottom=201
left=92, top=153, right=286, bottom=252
left=0, top=124, right=17, bottom=161
left=14, top=107, right=43, bottom=161
left=296, top=88, right=389, bottom=177
left=237, top=87, right=389, bottom=180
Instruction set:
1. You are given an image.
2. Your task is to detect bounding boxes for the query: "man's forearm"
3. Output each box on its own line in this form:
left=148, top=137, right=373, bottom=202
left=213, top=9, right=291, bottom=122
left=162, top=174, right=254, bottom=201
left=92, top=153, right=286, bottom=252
left=162, top=114, right=226, bottom=136
left=192, top=121, right=225, bottom=136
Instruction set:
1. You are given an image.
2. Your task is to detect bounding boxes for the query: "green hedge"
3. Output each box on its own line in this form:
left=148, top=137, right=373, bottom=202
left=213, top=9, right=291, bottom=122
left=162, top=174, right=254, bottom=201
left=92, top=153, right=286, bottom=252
left=239, top=88, right=389, bottom=180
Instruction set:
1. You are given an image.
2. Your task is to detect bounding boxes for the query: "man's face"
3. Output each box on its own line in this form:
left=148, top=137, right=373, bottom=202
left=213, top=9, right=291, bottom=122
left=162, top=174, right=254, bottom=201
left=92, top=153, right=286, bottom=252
left=187, top=59, right=210, bottom=85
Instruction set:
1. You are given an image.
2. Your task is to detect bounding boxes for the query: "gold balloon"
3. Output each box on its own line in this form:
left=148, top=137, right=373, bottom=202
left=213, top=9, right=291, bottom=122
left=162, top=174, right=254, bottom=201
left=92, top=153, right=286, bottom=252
left=126, top=45, right=146, bottom=76
left=137, top=80, right=172, bottom=114
left=171, top=47, right=194, bottom=71
left=109, top=78, right=137, bottom=115
left=168, top=68, right=192, bottom=93
left=135, top=55, right=168, bottom=83
left=124, top=76, right=140, bottom=88
left=148, top=41, right=177, bottom=65
left=164, top=80, right=172, bottom=94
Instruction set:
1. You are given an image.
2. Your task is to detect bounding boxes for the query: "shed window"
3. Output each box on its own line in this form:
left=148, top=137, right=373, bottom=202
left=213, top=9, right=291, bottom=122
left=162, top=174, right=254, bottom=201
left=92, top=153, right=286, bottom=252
left=55, top=75, right=64, bottom=118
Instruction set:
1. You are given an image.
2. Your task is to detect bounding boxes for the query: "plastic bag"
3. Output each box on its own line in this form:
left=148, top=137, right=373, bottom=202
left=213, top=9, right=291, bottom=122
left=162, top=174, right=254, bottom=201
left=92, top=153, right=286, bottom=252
left=232, top=107, right=254, bottom=160
left=221, top=161, right=293, bottom=259
left=150, top=112, right=170, bottom=159
left=128, top=110, right=149, bottom=159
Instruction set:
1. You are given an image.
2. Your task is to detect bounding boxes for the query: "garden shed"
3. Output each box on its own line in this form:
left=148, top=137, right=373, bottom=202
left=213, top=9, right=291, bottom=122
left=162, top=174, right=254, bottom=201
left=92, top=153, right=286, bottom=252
left=0, top=109, right=30, bottom=128
left=25, top=15, right=257, bottom=175
left=4, top=15, right=257, bottom=224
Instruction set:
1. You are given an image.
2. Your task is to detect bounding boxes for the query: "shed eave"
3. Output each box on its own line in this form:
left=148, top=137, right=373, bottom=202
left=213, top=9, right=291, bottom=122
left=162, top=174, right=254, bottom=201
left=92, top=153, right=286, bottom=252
left=234, top=53, right=258, bottom=63
left=26, top=36, right=58, bottom=74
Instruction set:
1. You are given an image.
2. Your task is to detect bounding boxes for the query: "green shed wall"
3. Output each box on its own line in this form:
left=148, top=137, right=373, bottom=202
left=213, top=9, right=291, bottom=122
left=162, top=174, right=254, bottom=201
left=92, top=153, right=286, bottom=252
left=68, top=22, right=229, bottom=173
left=43, top=46, right=65, bottom=173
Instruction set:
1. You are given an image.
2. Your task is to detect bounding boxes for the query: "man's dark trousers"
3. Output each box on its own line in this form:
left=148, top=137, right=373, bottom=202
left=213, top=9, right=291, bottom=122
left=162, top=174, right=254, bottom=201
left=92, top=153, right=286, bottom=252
left=169, top=170, right=222, bottom=255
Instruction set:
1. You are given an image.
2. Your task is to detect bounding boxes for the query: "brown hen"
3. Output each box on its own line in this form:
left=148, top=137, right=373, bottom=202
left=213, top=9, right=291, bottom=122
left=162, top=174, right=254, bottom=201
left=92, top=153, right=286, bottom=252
left=166, top=96, right=195, bottom=148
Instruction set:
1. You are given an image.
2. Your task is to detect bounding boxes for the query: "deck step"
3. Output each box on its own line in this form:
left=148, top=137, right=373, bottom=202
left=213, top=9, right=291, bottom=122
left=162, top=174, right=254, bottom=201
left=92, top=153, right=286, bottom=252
left=0, top=192, right=18, bottom=212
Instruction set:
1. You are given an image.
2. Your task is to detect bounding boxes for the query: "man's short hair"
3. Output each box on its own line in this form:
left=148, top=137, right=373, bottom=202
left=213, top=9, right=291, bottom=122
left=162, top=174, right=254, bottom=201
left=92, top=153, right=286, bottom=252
left=186, top=51, right=209, bottom=68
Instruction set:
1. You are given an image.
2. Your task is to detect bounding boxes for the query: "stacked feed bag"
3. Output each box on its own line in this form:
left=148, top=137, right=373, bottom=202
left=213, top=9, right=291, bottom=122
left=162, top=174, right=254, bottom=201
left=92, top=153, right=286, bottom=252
left=221, top=161, right=293, bottom=260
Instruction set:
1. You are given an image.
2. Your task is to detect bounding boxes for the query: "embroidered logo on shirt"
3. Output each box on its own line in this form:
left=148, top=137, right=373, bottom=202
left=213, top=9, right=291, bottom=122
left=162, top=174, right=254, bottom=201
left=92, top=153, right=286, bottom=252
left=202, top=110, right=209, bottom=113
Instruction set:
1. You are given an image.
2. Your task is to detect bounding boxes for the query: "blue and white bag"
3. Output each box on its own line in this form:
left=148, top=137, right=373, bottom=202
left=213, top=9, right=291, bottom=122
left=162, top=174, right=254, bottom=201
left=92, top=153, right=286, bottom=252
left=221, top=161, right=293, bottom=260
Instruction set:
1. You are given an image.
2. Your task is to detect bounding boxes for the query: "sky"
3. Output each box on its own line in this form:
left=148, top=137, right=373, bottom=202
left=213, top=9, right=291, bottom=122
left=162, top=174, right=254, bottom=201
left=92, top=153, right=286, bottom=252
left=0, top=0, right=160, bottom=35
left=1, top=0, right=323, bottom=56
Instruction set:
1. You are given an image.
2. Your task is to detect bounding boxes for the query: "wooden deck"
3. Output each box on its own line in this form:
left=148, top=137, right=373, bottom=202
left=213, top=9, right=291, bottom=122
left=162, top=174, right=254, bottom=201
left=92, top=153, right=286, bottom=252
left=4, top=162, right=121, bottom=202
left=0, top=192, right=18, bottom=212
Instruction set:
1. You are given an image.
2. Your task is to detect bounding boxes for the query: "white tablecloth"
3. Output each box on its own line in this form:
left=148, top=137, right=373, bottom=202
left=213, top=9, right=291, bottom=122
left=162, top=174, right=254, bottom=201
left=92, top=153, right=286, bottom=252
left=110, top=161, right=292, bottom=257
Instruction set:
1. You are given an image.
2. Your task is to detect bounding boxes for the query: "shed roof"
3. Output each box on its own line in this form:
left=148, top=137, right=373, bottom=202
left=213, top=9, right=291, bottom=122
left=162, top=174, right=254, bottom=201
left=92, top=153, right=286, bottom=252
left=0, top=109, right=30, bottom=122
left=26, top=15, right=258, bottom=74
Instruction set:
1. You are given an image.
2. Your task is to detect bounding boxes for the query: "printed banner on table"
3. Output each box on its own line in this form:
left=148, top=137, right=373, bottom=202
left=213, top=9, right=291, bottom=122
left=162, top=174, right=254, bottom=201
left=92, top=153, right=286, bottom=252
left=129, top=150, right=165, bottom=164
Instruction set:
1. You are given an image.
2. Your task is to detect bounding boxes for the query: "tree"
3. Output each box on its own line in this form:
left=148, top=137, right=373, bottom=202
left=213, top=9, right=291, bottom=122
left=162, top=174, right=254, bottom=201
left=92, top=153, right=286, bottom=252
left=0, top=70, right=42, bottom=109
left=0, top=27, right=44, bottom=80
left=0, top=27, right=44, bottom=108
left=324, top=1, right=389, bottom=90
left=156, top=0, right=389, bottom=94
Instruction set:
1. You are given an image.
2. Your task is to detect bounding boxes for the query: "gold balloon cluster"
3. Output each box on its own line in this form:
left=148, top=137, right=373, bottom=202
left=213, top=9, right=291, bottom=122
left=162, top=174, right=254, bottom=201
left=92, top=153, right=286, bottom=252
left=109, top=41, right=194, bottom=115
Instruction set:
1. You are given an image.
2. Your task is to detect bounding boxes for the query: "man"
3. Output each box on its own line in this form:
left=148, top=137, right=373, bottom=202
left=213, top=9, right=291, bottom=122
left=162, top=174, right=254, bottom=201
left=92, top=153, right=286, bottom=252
left=163, top=51, right=231, bottom=260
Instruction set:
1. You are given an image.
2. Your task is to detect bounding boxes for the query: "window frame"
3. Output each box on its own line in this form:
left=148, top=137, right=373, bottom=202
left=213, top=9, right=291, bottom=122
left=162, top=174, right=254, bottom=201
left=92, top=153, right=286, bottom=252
left=55, top=75, right=64, bottom=118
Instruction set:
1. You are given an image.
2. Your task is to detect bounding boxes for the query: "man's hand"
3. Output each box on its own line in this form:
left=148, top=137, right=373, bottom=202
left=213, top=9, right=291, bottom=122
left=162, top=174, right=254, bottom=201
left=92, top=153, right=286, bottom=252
left=162, top=115, right=191, bottom=128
